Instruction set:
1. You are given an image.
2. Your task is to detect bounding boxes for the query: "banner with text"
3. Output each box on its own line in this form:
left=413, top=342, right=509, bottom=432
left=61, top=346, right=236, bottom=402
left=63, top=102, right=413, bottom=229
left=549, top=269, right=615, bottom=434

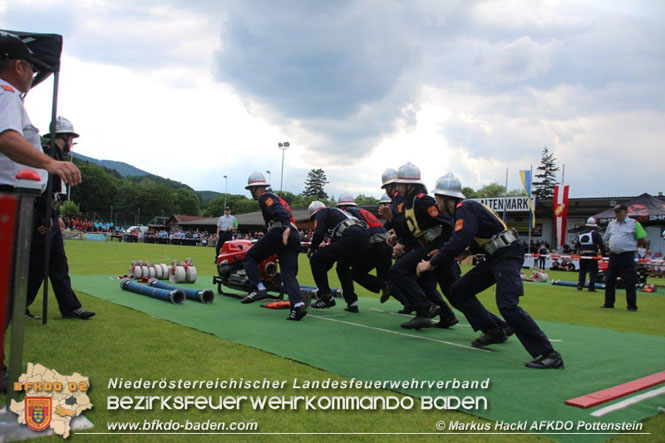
left=470, top=197, right=537, bottom=213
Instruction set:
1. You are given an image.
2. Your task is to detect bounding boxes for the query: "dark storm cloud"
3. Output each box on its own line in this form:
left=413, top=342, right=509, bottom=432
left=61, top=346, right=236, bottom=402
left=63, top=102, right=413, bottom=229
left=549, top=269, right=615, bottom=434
left=213, top=0, right=418, bottom=120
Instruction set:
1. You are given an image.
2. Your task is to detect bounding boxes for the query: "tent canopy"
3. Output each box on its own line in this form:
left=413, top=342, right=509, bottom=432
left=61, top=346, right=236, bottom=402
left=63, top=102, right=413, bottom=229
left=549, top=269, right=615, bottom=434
left=592, top=193, right=665, bottom=226
left=0, top=29, right=62, bottom=87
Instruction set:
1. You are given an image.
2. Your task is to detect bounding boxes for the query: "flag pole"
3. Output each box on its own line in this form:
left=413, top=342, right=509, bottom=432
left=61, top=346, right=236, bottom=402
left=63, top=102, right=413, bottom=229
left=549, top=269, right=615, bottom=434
left=528, top=164, right=532, bottom=252
left=503, top=168, right=508, bottom=222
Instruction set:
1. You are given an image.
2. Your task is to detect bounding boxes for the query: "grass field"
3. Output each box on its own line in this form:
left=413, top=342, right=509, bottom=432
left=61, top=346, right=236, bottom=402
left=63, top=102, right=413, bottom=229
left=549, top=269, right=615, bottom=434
left=4, top=239, right=664, bottom=442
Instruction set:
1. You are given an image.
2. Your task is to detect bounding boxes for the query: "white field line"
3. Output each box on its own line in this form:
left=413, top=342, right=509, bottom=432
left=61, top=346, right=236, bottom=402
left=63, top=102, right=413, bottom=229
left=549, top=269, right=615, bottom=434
left=308, top=314, right=490, bottom=352
left=591, top=386, right=665, bottom=417
left=370, top=308, right=563, bottom=342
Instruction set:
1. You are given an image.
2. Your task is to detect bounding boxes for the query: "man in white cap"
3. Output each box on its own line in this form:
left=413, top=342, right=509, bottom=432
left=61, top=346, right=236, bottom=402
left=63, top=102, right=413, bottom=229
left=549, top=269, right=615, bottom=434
left=575, top=217, right=606, bottom=292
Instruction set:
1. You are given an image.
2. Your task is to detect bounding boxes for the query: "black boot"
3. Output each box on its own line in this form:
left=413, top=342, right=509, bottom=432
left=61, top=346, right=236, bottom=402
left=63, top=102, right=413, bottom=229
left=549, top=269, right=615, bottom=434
left=471, top=328, right=507, bottom=348
left=525, top=350, right=564, bottom=369
left=401, top=316, right=433, bottom=330
left=241, top=289, right=269, bottom=304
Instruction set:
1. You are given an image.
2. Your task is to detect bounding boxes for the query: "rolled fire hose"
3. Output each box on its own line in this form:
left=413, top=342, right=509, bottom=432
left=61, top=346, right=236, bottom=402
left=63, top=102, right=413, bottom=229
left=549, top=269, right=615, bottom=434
left=170, top=261, right=186, bottom=284
left=147, top=278, right=214, bottom=304
left=120, top=278, right=185, bottom=304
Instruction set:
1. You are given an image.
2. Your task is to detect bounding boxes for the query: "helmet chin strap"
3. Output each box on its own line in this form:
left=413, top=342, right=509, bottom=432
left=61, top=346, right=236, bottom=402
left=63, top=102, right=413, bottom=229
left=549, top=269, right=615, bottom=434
left=62, top=135, right=71, bottom=154
left=55, top=134, right=71, bottom=154
left=443, top=197, right=457, bottom=216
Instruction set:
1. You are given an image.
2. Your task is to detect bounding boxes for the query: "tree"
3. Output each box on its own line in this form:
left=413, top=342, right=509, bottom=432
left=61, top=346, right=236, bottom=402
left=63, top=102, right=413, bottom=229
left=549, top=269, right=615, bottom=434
left=532, top=146, right=559, bottom=200
left=275, top=190, right=295, bottom=205
left=461, top=186, right=477, bottom=198
left=173, top=189, right=201, bottom=216
left=354, top=194, right=380, bottom=206
left=70, top=162, right=119, bottom=212
left=60, top=200, right=80, bottom=218
left=203, top=194, right=257, bottom=217
left=302, top=169, right=329, bottom=199
left=476, top=183, right=507, bottom=198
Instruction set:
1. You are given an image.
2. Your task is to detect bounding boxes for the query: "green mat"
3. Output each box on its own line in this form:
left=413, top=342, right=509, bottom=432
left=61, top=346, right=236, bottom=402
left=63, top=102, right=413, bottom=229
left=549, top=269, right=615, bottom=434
left=72, top=275, right=665, bottom=441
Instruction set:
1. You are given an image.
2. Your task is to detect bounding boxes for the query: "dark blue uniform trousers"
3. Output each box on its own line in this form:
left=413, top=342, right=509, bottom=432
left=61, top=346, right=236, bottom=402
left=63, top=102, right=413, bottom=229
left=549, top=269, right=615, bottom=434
left=389, top=245, right=454, bottom=318
left=604, top=252, right=638, bottom=309
left=243, top=227, right=303, bottom=305
left=27, top=221, right=82, bottom=315
left=215, top=231, right=233, bottom=261
left=577, top=255, right=599, bottom=290
left=434, top=259, right=508, bottom=329
left=342, top=241, right=392, bottom=294
left=449, top=245, right=552, bottom=358
left=311, top=228, right=369, bottom=303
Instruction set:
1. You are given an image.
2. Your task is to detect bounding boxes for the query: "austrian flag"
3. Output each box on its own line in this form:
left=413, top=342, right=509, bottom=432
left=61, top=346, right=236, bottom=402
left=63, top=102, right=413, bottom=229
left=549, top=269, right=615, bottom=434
left=553, top=185, right=569, bottom=247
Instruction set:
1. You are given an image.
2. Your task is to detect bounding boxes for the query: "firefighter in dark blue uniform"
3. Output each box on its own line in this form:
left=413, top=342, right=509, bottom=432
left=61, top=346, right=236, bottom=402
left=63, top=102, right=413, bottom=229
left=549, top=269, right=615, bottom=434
left=377, top=169, right=412, bottom=310
left=418, top=173, right=563, bottom=369
left=26, top=117, right=95, bottom=320
left=575, top=217, right=606, bottom=292
left=307, top=201, right=370, bottom=312
left=388, top=162, right=458, bottom=330
left=241, top=172, right=306, bottom=321
left=337, top=193, right=392, bottom=306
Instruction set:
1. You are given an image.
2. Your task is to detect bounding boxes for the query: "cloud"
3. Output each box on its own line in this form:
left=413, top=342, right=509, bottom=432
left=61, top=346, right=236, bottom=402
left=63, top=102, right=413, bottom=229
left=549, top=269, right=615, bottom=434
left=469, top=36, right=558, bottom=84
left=213, top=0, right=417, bottom=119
left=3, top=1, right=665, bottom=201
left=1, top=0, right=219, bottom=70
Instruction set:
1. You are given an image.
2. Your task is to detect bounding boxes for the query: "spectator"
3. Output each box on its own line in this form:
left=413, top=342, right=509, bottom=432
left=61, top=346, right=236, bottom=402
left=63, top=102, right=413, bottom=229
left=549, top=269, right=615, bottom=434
left=562, top=258, right=575, bottom=272
left=602, top=204, right=648, bottom=311
left=215, top=206, right=237, bottom=263
left=537, top=243, right=548, bottom=270
left=550, top=260, right=562, bottom=271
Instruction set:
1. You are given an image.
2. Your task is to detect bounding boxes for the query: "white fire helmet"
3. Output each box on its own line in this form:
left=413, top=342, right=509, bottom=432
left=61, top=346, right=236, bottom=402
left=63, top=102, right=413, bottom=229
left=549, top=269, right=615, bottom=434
left=44, top=116, right=79, bottom=138
left=395, top=162, right=424, bottom=186
left=337, top=193, right=357, bottom=207
left=245, top=171, right=270, bottom=190
left=379, top=193, right=391, bottom=204
left=381, top=168, right=398, bottom=189
left=585, top=217, right=598, bottom=227
left=433, top=173, right=466, bottom=199
left=308, top=200, right=326, bottom=219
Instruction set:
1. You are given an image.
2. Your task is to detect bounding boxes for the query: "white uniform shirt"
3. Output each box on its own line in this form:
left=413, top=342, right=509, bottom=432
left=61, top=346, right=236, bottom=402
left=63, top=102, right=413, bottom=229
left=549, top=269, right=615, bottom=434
left=604, top=218, right=639, bottom=254
left=0, top=78, right=47, bottom=186
left=217, top=214, right=236, bottom=232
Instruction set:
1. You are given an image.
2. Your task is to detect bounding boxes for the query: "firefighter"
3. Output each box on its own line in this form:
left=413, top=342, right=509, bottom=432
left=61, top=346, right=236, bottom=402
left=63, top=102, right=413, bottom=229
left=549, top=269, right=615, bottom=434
left=376, top=168, right=414, bottom=311
left=575, top=217, right=606, bottom=292
left=387, top=162, right=458, bottom=330
left=336, top=193, right=392, bottom=306
left=26, top=117, right=95, bottom=320
left=417, top=173, right=563, bottom=369
left=241, top=172, right=306, bottom=321
left=379, top=192, right=392, bottom=212
left=307, top=201, right=370, bottom=312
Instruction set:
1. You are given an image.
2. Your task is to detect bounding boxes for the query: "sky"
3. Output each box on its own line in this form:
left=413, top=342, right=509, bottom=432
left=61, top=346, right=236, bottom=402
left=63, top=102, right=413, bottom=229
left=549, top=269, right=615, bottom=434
left=2, top=0, right=664, bottom=199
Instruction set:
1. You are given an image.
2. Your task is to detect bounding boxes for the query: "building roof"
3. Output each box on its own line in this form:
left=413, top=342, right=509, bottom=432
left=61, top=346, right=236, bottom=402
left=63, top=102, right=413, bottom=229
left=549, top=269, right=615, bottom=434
left=171, top=209, right=312, bottom=228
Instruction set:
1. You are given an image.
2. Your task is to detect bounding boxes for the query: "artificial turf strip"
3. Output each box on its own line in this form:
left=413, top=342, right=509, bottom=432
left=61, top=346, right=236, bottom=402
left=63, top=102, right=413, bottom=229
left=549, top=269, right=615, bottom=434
left=566, top=372, right=665, bottom=409
left=71, top=275, right=665, bottom=442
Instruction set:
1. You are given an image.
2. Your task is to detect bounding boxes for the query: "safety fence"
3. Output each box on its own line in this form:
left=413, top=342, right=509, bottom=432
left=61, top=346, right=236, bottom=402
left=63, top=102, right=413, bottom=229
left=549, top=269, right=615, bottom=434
left=524, top=253, right=665, bottom=273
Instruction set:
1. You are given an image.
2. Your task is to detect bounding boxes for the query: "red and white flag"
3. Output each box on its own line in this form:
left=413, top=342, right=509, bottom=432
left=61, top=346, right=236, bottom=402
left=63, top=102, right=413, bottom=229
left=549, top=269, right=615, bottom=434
left=553, top=185, right=569, bottom=247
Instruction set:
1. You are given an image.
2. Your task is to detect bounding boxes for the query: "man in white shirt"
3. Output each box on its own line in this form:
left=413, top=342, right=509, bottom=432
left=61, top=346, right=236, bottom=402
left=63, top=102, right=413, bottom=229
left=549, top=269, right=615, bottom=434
left=215, top=206, right=237, bottom=262
left=0, top=36, right=80, bottom=190
left=602, top=204, right=648, bottom=311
